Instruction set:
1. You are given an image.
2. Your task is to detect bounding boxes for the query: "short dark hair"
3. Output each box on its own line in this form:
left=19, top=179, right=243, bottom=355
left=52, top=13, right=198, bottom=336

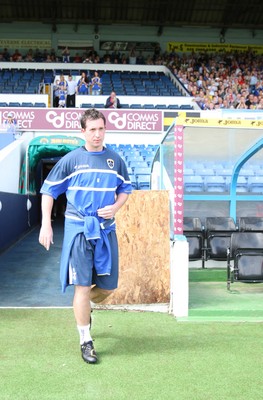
left=80, top=108, right=106, bottom=129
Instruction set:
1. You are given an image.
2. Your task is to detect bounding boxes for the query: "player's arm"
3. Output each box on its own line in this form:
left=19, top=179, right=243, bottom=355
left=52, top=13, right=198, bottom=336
left=39, top=194, right=54, bottom=250
left=97, top=192, right=129, bottom=219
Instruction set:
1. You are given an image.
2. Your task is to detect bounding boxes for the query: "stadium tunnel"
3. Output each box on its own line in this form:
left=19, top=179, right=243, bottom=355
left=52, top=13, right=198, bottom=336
left=0, top=135, right=85, bottom=251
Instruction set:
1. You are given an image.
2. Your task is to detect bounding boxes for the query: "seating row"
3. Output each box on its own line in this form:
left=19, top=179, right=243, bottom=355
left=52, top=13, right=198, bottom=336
left=184, top=175, right=263, bottom=193
left=184, top=216, right=263, bottom=289
left=81, top=103, right=193, bottom=110
left=0, top=69, right=183, bottom=97
left=0, top=102, right=46, bottom=107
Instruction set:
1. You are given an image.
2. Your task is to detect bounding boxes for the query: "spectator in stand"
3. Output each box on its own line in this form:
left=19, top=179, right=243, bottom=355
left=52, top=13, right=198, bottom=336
left=50, top=48, right=58, bottom=62
left=58, top=88, right=67, bottom=108
left=24, top=51, right=35, bottom=62
left=111, top=48, right=121, bottom=63
left=105, top=91, right=121, bottom=108
left=66, top=75, right=77, bottom=108
left=53, top=80, right=60, bottom=108
left=58, top=74, right=68, bottom=91
left=245, top=93, right=254, bottom=108
left=62, top=47, right=71, bottom=63
left=136, top=51, right=145, bottom=65
left=45, top=54, right=52, bottom=63
left=73, top=53, right=82, bottom=63
left=235, top=95, right=248, bottom=109
left=11, top=49, right=22, bottom=62
left=77, top=72, right=90, bottom=95
left=34, top=48, right=43, bottom=62
left=91, top=71, right=102, bottom=95
left=129, top=47, right=137, bottom=65
left=3, top=112, right=17, bottom=135
left=53, top=76, right=67, bottom=107
left=2, top=48, right=10, bottom=61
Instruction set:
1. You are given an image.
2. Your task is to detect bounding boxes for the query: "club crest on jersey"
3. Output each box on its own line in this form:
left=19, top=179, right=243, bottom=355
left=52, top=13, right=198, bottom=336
left=107, top=159, right=114, bottom=169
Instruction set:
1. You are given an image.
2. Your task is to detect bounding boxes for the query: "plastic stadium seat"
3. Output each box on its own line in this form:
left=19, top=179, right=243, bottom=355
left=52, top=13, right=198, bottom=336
left=248, top=176, right=263, bottom=193
left=195, top=168, right=214, bottom=177
left=81, top=103, right=92, bottom=108
left=21, top=102, right=33, bottom=107
left=126, top=155, right=144, bottom=164
left=34, top=102, right=46, bottom=107
left=135, top=167, right=151, bottom=190
left=94, top=103, right=104, bottom=108
left=130, top=104, right=142, bottom=109
left=239, top=168, right=254, bottom=178
left=205, top=176, right=226, bottom=192
left=9, top=102, right=21, bottom=107
left=226, top=176, right=249, bottom=192
left=236, top=176, right=249, bottom=192
left=25, top=87, right=36, bottom=94
left=183, top=217, right=205, bottom=266
left=143, top=104, right=154, bottom=109
left=168, top=104, right=180, bottom=109
left=0, top=102, right=8, bottom=107
left=238, top=217, right=263, bottom=232
left=227, top=232, right=263, bottom=290
left=184, top=168, right=194, bottom=176
left=184, top=176, right=204, bottom=192
left=130, top=161, right=149, bottom=171
left=206, top=217, right=237, bottom=261
left=154, top=104, right=167, bottom=109
left=180, top=104, right=194, bottom=109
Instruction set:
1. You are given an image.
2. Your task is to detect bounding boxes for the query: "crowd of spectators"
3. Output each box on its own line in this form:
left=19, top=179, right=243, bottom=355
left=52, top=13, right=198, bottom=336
left=169, top=51, right=263, bottom=110
left=1, top=45, right=263, bottom=110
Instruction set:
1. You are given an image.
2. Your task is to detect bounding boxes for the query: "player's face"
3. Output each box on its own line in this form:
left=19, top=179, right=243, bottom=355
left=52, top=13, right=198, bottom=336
left=82, top=118, right=106, bottom=152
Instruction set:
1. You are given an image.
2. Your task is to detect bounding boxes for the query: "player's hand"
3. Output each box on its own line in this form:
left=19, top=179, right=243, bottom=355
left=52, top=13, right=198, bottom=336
left=97, top=205, right=116, bottom=219
left=39, top=226, right=54, bottom=251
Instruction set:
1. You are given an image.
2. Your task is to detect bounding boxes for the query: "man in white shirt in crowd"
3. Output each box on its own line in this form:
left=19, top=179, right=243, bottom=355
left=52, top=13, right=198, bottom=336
left=66, top=74, right=78, bottom=108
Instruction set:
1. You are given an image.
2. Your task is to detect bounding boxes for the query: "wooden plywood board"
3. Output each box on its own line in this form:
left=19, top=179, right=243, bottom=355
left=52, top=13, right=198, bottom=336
left=102, top=190, right=170, bottom=304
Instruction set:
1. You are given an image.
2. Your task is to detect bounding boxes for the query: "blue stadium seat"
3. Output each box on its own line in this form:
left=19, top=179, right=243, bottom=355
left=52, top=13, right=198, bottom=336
left=239, top=168, right=254, bottom=178
left=226, top=176, right=249, bottom=192
left=180, top=104, right=194, bottom=109
left=21, top=102, right=34, bottom=107
left=155, top=104, right=167, bottom=109
left=205, top=176, right=226, bottom=192
left=168, top=104, right=180, bottom=109
left=81, top=103, right=93, bottom=108
left=135, top=167, right=151, bottom=190
left=9, top=102, right=21, bottom=107
left=130, top=161, right=149, bottom=170
left=248, top=176, right=263, bottom=193
left=130, top=104, right=142, bottom=109
left=184, top=176, right=204, bottom=192
left=195, top=168, right=215, bottom=177
left=94, top=103, right=104, bottom=108
left=34, top=102, right=46, bottom=107
left=184, top=168, right=194, bottom=176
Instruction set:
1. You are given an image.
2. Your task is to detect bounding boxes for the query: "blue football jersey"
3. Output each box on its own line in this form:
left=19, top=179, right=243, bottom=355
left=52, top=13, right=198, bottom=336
left=40, top=146, right=132, bottom=216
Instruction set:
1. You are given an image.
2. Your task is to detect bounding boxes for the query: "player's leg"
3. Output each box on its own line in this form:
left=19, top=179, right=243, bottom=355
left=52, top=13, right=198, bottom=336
left=70, top=234, right=97, bottom=364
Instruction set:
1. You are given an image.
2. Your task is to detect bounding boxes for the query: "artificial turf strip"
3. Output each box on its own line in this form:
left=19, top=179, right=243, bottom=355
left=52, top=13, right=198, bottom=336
left=189, top=268, right=226, bottom=282
left=0, top=309, right=262, bottom=400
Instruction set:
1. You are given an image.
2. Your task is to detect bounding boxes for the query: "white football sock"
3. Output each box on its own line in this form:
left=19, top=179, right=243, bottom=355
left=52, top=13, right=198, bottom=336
left=77, top=324, right=92, bottom=345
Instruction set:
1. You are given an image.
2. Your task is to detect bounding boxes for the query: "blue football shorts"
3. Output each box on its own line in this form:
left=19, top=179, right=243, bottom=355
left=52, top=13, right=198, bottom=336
left=68, top=231, right=119, bottom=290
